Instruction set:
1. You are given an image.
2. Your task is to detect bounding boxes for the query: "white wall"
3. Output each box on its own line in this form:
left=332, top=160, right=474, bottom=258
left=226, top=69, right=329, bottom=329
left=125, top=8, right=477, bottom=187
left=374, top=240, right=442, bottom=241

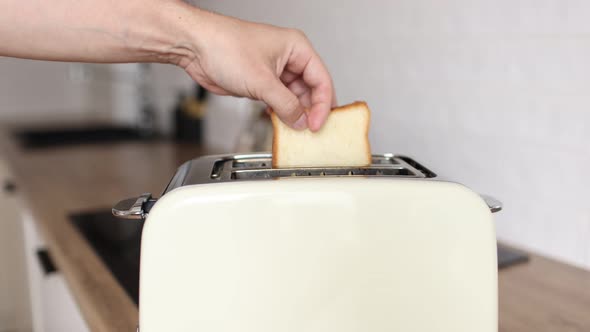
left=105, top=63, right=194, bottom=133
left=0, top=58, right=110, bottom=125
left=193, top=0, right=590, bottom=269
left=0, top=58, right=192, bottom=132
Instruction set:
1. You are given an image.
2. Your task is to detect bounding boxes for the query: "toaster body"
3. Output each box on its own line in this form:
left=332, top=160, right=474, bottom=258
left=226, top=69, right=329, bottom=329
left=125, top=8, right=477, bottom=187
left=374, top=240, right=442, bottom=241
left=114, top=154, right=499, bottom=332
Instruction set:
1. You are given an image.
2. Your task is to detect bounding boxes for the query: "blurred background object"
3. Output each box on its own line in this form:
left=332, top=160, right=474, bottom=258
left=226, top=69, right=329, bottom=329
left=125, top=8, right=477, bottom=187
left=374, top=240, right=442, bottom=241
left=136, top=64, right=158, bottom=138
left=173, top=84, right=207, bottom=145
left=0, top=59, right=197, bottom=149
left=234, top=106, right=273, bottom=153
left=203, top=95, right=266, bottom=153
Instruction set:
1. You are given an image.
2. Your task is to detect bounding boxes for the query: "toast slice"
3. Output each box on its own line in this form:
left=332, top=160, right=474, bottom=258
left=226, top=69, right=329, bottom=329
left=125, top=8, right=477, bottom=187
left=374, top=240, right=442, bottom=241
left=271, top=101, right=372, bottom=168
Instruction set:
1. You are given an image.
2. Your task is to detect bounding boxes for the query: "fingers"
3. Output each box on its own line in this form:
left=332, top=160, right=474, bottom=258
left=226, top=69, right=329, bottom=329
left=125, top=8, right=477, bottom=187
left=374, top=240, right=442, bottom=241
left=287, top=77, right=312, bottom=100
left=301, top=57, right=334, bottom=132
left=280, top=70, right=299, bottom=85
left=286, top=36, right=335, bottom=132
left=261, top=78, right=307, bottom=130
left=287, top=78, right=307, bottom=97
left=331, top=89, right=338, bottom=107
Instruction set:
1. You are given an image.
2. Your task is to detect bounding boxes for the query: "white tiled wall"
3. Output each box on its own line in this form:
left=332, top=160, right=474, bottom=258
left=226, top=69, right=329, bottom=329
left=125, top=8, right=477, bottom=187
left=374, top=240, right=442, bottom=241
left=193, top=0, right=590, bottom=269
left=0, top=59, right=192, bottom=132
left=107, top=63, right=194, bottom=133
left=0, top=58, right=108, bottom=124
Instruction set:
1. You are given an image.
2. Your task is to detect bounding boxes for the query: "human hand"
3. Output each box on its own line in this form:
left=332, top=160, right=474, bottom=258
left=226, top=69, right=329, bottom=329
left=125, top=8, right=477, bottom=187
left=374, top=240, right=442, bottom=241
left=176, top=8, right=336, bottom=131
left=0, top=0, right=334, bottom=131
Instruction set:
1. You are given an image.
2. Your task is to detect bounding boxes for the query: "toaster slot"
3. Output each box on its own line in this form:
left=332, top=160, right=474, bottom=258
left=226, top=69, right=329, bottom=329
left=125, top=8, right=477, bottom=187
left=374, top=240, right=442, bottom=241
left=210, top=159, right=227, bottom=179
left=208, top=154, right=434, bottom=181
left=168, top=153, right=438, bottom=190
left=232, top=158, right=270, bottom=169
left=371, top=154, right=400, bottom=165
left=396, top=156, right=436, bottom=178
left=231, top=166, right=418, bottom=180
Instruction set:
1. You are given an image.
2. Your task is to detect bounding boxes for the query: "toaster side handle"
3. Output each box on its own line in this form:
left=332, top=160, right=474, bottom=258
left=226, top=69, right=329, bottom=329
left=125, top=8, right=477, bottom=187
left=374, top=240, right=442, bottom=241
left=480, top=194, right=502, bottom=213
left=112, top=193, right=157, bottom=220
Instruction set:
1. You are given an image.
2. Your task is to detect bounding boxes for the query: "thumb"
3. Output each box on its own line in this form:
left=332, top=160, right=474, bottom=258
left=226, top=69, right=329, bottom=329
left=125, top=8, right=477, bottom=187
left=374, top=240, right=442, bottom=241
left=261, top=79, right=307, bottom=130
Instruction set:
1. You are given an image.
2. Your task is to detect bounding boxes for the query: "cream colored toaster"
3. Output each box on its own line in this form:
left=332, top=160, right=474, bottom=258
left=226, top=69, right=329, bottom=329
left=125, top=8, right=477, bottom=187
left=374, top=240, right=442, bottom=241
left=113, top=153, right=501, bottom=332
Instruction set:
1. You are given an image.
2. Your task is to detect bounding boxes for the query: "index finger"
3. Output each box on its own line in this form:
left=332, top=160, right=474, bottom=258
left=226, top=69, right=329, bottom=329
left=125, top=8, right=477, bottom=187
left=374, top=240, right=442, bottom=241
left=286, top=43, right=335, bottom=132
left=302, top=55, right=335, bottom=132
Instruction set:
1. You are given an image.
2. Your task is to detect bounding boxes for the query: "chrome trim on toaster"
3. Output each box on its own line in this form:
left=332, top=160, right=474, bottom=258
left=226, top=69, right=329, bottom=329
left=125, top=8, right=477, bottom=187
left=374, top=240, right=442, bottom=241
left=112, top=193, right=155, bottom=220
left=111, top=153, right=504, bottom=219
left=480, top=194, right=503, bottom=213
left=162, top=153, right=437, bottom=194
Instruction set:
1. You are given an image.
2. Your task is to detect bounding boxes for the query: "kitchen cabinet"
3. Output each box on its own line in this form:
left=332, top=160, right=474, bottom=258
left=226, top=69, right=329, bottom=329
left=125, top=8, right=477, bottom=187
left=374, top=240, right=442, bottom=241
left=21, top=212, right=90, bottom=332
left=1, top=154, right=89, bottom=332
left=0, top=160, right=30, bottom=332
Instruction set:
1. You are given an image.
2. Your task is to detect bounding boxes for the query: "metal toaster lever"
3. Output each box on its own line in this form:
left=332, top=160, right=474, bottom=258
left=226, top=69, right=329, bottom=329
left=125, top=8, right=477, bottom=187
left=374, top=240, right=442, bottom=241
left=480, top=194, right=503, bottom=213
left=112, top=193, right=157, bottom=220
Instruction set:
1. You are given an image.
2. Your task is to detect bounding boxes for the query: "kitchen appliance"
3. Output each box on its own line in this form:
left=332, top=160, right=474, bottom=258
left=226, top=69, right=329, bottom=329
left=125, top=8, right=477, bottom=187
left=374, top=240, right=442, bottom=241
left=114, top=153, right=501, bottom=332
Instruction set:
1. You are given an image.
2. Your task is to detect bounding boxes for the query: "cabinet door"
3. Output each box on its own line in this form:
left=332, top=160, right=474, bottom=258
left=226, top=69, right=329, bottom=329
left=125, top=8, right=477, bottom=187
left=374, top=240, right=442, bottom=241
left=22, top=208, right=90, bottom=332
left=41, top=272, right=90, bottom=332
left=22, top=211, right=45, bottom=332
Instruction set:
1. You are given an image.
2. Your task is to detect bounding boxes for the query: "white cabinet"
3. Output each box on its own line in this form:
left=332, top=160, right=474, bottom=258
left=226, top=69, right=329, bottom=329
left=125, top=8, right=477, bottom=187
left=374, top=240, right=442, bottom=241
left=40, top=269, right=90, bottom=332
left=1, top=158, right=89, bottom=332
left=0, top=160, right=31, bottom=332
left=21, top=211, right=44, bottom=332
left=21, top=213, right=90, bottom=332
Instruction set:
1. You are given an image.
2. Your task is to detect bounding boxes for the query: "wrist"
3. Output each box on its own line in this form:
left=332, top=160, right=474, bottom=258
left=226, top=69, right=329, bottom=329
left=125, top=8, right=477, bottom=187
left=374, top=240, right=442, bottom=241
left=153, top=1, right=207, bottom=67
left=130, top=0, right=205, bottom=66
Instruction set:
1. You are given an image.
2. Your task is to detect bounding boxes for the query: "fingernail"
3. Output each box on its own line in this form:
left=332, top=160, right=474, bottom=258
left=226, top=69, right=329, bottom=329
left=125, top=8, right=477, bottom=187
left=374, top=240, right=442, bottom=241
left=293, top=113, right=308, bottom=130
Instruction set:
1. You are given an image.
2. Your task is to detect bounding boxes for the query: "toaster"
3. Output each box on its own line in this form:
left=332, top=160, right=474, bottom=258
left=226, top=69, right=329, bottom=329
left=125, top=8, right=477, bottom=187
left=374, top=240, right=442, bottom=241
left=113, top=153, right=501, bottom=332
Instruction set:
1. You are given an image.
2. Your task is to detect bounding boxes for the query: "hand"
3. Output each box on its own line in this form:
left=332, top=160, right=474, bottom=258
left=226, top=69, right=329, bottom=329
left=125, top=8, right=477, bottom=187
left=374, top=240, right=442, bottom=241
left=177, top=9, right=336, bottom=131
left=0, top=0, right=334, bottom=130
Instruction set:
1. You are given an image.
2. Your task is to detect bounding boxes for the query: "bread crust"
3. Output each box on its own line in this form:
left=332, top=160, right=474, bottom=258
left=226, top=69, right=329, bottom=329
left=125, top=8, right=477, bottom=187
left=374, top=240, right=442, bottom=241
left=271, top=101, right=371, bottom=168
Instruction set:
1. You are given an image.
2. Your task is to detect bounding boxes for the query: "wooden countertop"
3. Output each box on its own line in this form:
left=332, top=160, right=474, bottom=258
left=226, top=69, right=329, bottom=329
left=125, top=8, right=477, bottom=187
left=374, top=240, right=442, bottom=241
left=1, top=133, right=589, bottom=332
left=499, top=252, right=590, bottom=331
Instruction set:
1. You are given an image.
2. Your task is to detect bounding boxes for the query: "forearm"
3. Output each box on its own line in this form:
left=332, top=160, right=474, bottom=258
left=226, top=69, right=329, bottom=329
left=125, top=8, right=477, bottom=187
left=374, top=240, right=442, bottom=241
left=0, top=0, right=200, bottom=64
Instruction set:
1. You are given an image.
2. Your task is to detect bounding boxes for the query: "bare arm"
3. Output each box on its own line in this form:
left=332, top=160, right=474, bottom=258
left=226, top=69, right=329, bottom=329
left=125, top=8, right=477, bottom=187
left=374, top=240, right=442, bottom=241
left=0, top=0, right=335, bottom=131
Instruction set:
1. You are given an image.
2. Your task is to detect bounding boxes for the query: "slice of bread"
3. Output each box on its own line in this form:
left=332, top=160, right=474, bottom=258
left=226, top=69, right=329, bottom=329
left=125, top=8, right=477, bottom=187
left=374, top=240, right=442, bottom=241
left=271, top=101, right=372, bottom=168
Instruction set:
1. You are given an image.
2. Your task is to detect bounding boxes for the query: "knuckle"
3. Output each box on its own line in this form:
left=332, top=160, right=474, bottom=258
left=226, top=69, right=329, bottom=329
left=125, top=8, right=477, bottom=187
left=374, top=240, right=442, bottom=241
left=288, top=28, right=308, bottom=42
left=254, top=73, right=276, bottom=98
left=282, top=96, right=301, bottom=123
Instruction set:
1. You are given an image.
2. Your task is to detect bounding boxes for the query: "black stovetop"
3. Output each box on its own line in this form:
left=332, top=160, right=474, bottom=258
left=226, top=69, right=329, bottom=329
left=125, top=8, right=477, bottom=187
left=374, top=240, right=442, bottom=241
left=70, top=210, right=143, bottom=304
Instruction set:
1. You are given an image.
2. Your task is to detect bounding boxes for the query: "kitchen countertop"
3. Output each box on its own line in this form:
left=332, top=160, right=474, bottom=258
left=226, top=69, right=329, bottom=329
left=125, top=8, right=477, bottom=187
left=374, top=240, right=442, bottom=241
left=1, top=131, right=589, bottom=332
